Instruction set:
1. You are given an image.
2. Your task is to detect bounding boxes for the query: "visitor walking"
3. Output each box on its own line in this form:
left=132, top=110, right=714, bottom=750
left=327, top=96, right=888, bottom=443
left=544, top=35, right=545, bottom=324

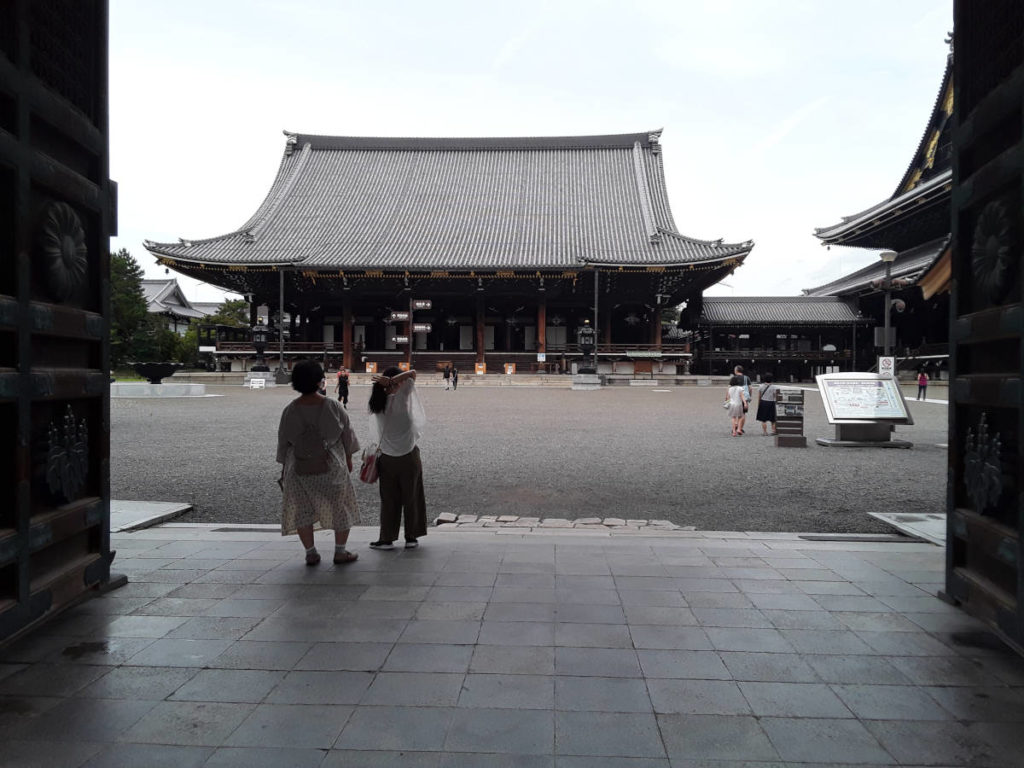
left=443, top=364, right=451, bottom=390
left=756, top=373, right=778, bottom=435
left=451, top=367, right=458, bottom=390
left=726, top=374, right=748, bottom=437
left=335, top=366, right=350, bottom=408
left=367, top=367, right=427, bottom=550
left=917, top=370, right=929, bottom=400
left=733, top=365, right=751, bottom=434
left=276, top=360, right=360, bottom=566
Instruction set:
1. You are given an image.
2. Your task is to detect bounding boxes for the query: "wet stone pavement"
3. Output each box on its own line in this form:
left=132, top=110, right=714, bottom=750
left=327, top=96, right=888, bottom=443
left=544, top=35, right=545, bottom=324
left=111, top=383, right=948, bottom=532
left=1, top=523, right=1023, bottom=767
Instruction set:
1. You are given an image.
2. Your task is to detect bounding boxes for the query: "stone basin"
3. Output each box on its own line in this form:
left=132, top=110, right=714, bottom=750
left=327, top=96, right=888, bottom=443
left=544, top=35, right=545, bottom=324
left=132, top=361, right=183, bottom=384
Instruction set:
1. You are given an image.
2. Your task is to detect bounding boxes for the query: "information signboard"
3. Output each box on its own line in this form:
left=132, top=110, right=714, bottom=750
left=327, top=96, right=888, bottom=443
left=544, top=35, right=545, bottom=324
left=815, top=373, right=913, bottom=424
left=390, top=311, right=410, bottom=322
left=878, top=356, right=895, bottom=378
left=413, top=300, right=432, bottom=310
left=413, top=323, right=432, bottom=333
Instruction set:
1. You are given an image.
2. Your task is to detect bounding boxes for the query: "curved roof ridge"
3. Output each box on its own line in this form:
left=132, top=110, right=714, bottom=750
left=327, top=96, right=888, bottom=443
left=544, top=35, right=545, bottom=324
left=289, top=131, right=662, bottom=152
left=892, top=52, right=953, bottom=198
left=657, top=227, right=752, bottom=251
left=705, top=295, right=852, bottom=302
left=632, top=141, right=659, bottom=241
left=145, top=139, right=312, bottom=252
left=249, top=141, right=312, bottom=237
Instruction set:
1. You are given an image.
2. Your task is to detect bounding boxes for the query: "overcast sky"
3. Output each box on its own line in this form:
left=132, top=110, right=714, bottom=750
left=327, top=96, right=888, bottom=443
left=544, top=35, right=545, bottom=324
left=109, top=0, right=952, bottom=304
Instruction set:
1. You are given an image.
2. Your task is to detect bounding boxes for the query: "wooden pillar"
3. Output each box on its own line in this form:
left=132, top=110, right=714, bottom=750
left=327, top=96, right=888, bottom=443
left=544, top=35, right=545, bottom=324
left=342, top=303, right=353, bottom=370
left=651, top=312, right=662, bottom=348
left=249, top=301, right=258, bottom=328
left=537, top=298, right=547, bottom=354
left=475, top=293, right=486, bottom=366
left=603, top=310, right=612, bottom=346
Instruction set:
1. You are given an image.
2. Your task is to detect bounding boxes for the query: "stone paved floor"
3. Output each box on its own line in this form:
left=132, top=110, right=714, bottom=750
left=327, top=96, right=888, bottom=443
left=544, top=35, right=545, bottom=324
left=2, top=525, right=1024, bottom=767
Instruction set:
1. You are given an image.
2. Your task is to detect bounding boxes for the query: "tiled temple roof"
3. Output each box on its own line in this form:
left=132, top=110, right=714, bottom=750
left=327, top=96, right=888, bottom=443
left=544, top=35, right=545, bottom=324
left=803, top=237, right=949, bottom=297
left=814, top=55, right=953, bottom=248
left=140, top=279, right=207, bottom=319
left=145, top=131, right=752, bottom=271
left=698, top=296, right=866, bottom=326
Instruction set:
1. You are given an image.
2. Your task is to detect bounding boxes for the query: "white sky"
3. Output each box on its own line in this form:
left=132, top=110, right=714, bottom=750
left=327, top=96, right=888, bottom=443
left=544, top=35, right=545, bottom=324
left=109, top=0, right=952, bottom=305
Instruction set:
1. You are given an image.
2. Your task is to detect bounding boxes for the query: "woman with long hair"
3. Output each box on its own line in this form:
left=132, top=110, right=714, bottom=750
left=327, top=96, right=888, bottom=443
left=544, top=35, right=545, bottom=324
left=367, top=367, right=427, bottom=549
left=276, top=359, right=360, bottom=565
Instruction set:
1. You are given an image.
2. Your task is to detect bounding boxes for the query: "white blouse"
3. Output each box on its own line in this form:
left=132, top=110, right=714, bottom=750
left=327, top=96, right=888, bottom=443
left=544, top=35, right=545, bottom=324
left=371, top=380, right=425, bottom=457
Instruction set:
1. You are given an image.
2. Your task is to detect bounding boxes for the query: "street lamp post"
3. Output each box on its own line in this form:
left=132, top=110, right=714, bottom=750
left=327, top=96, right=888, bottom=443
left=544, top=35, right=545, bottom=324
left=879, top=250, right=897, bottom=358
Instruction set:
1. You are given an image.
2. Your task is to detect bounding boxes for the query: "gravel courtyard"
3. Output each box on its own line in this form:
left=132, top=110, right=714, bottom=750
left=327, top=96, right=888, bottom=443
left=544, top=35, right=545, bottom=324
left=112, top=381, right=947, bottom=533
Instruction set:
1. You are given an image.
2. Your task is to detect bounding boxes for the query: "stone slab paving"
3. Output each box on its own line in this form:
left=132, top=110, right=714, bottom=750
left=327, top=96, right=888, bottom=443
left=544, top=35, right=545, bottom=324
left=2, top=525, right=1024, bottom=767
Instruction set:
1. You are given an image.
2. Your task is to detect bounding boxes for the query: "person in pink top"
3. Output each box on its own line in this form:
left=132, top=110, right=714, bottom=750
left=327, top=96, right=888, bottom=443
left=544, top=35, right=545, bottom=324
left=917, top=370, right=929, bottom=400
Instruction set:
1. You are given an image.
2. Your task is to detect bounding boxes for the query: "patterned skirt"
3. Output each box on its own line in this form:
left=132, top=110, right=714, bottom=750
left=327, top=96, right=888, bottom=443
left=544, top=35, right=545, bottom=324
left=280, top=447, right=360, bottom=535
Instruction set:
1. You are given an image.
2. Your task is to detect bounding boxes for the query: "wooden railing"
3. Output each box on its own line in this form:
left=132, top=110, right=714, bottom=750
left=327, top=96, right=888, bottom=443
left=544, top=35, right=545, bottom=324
left=211, top=341, right=693, bottom=356
left=703, top=349, right=853, bottom=361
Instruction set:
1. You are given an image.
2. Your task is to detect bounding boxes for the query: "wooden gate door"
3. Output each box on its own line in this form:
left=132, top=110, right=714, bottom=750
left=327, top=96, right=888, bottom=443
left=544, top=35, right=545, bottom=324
left=0, top=1, right=115, bottom=643
left=945, top=1, right=1024, bottom=650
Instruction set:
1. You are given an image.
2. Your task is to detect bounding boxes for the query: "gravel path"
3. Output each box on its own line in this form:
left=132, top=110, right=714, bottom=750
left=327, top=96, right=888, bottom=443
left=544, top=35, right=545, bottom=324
left=111, top=382, right=947, bottom=533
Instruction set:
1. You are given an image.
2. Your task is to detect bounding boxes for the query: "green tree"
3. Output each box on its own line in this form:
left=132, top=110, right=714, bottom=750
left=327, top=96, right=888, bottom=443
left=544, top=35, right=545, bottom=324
left=205, top=298, right=249, bottom=327
left=110, top=249, right=148, bottom=368
left=174, top=298, right=250, bottom=368
left=132, top=314, right=179, bottom=363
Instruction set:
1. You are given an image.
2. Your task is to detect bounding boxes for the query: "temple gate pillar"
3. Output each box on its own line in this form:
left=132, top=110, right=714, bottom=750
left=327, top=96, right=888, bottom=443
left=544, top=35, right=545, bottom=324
left=475, top=293, right=486, bottom=365
left=603, top=311, right=612, bottom=346
left=249, top=301, right=258, bottom=328
left=342, top=303, right=353, bottom=370
left=537, top=298, right=547, bottom=354
left=651, top=311, right=662, bottom=347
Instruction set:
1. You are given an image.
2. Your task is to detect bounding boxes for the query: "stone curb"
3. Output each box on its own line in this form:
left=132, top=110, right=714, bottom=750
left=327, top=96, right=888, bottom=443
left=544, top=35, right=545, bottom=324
left=434, top=514, right=695, bottom=533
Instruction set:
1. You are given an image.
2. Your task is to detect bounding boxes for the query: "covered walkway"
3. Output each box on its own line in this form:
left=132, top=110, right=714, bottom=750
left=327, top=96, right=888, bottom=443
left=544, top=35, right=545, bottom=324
left=1, top=524, right=1022, bottom=766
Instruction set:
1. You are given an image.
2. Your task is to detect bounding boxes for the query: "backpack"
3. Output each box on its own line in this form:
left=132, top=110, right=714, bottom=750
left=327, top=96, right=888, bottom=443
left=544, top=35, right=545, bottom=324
left=292, top=403, right=331, bottom=476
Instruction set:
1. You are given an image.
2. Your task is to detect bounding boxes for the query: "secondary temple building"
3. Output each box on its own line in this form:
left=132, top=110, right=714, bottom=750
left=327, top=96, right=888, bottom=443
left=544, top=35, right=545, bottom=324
left=145, top=131, right=753, bottom=374
left=691, top=47, right=954, bottom=382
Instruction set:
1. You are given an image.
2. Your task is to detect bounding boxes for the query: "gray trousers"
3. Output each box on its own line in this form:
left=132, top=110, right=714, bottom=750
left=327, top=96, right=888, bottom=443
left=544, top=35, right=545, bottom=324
left=377, top=446, right=427, bottom=542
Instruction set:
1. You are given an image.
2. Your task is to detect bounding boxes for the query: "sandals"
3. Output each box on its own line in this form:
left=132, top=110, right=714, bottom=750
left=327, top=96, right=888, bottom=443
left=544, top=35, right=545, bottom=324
left=305, top=551, right=321, bottom=566
left=333, top=550, right=358, bottom=564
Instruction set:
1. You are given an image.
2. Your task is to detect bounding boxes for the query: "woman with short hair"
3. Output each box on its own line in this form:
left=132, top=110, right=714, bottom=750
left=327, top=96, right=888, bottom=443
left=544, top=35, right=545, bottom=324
left=756, top=373, right=778, bottom=436
left=367, top=367, right=427, bottom=550
left=726, top=374, right=748, bottom=437
left=276, top=359, right=360, bottom=565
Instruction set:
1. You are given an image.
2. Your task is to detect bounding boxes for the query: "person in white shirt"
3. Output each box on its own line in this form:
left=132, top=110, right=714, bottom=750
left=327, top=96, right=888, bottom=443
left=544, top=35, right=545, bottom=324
left=367, top=368, right=427, bottom=549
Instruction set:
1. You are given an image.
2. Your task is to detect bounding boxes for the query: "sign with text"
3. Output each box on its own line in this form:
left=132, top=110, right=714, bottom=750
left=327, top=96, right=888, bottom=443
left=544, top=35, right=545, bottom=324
left=475, top=362, right=486, bottom=375
left=412, top=300, right=432, bottom=310
left=412, top=323, right=432, bottom=333
left=392, top=335, right=410, bottom=344
left=389, top=311, right=410, bottom=322
left=815, top=373, right=913, bottom=424
left=878, top=356, right=895, bottom=378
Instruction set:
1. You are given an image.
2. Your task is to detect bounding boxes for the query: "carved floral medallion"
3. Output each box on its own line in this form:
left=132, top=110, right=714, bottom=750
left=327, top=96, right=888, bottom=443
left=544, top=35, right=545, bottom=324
left=970, top=199, right=1014, bottom=306
left=37, top=201, right=88, bottom=303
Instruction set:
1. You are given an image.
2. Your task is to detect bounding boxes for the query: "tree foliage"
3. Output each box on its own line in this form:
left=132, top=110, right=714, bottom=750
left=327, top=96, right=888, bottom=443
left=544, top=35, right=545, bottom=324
left=175, top=298, right=251, bottom=369
left=110, top=249, right=148, bottom=368
left=205, top=299, right=249, bottom=327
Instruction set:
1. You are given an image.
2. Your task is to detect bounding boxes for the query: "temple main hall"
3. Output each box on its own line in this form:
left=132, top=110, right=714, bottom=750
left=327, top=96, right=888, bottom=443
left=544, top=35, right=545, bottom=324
left=145, top=130, right=753, bottom=374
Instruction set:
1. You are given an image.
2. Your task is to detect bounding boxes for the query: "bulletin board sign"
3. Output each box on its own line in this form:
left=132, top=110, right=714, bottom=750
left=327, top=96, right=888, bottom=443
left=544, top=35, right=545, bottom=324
left=815, top=373, right=914, bottom=425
